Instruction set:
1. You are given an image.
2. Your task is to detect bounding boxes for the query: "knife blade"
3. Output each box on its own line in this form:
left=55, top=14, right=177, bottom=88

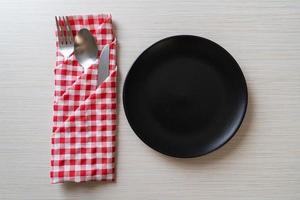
left=97, top=44, right=110, bottom=86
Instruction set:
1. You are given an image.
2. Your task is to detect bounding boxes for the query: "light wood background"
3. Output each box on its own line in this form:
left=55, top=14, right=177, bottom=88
left=0, top=0, right=299, bottom=199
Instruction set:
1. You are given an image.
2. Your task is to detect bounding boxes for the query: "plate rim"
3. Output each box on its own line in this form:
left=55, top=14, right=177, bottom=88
left=123, top=35, right=248, bottom=158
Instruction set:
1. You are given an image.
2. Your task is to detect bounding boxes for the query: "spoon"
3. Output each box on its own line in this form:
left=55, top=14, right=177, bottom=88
left=74, top=28, right=98, bottom=73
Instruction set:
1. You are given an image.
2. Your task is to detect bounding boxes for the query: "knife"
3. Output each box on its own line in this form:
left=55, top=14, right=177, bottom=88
left=97, top=44, right=110, bottom=86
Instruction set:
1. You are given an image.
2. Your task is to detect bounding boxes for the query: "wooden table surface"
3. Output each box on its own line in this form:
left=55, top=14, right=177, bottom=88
left=0, top=0, right=299, bottom=199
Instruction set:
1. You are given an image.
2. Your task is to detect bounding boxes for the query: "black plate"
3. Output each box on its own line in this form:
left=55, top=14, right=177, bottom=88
left=123, top=35, right=247, bottom=158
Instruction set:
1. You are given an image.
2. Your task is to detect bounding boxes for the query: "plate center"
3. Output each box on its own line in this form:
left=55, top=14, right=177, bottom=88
left=145, top=56, right=225, bottom=135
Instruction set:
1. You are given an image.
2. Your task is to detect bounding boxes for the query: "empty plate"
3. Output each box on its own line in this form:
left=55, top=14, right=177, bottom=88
left=123, top=35, right=247, bottom=158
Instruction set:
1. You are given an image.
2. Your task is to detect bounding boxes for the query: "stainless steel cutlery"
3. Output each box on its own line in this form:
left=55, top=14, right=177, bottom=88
left=74, top=28, right=98, bottom=73
left=97, top=44, right=110, bottom=86
left=55, top=16, right=110, bottom=87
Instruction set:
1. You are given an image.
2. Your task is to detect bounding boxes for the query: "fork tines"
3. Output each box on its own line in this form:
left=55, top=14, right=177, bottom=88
left=55, top=16, right=74, bottom=58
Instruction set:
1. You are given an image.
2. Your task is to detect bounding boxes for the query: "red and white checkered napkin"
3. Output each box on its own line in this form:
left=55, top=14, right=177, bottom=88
left=51, top=14, right=117, bottom=183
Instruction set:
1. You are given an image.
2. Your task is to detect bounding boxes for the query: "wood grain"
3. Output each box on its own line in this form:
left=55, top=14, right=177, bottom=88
left=0, top=0, right=299, bottom=199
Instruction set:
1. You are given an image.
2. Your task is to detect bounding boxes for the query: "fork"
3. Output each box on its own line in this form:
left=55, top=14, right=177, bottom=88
left=55, top=16, right=74, bottom=58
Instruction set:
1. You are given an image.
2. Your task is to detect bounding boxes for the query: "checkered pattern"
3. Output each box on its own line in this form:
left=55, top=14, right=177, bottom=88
left=51, top=14, right=117, bottom=183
